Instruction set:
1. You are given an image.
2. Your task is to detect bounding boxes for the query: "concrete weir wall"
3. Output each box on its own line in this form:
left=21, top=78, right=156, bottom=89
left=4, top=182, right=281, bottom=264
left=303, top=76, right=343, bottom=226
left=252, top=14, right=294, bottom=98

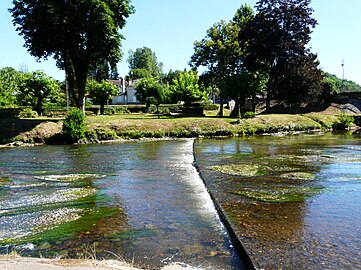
left=192, top=141, right=256, bottom=270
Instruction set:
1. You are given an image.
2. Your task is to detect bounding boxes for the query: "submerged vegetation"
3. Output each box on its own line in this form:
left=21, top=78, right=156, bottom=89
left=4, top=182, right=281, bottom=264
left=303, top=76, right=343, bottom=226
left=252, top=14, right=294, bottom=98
left=231, top=185, right=322, bottom=203
left=0, top=173, right=128, bottom=258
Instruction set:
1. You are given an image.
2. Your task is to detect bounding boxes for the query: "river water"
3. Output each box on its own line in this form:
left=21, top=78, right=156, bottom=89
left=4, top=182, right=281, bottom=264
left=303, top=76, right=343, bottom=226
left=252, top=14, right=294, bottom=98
left=0, top=139, right=243, bottom=270
left=1, top=134, right=361, bottom=269
left=194, top=133, right=361, bottom=269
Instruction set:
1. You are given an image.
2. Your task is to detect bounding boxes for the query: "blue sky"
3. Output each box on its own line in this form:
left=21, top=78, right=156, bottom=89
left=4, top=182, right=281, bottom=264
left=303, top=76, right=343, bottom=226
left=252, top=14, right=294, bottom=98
left=0, top=0, right=360, bottom=84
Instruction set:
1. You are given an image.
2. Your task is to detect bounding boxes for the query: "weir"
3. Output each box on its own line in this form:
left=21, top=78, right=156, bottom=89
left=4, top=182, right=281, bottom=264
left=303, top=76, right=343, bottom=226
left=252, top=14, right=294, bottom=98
left=0, top=139, right=246, bottom=269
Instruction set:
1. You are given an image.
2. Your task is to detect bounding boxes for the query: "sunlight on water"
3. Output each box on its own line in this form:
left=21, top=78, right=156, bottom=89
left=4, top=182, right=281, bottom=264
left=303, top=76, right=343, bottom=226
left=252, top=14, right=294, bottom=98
left=194, top=134, right=361, bottom=269
left=0, top=208, right=82, bottom=240
left=0, top=140, right=244, bottom=270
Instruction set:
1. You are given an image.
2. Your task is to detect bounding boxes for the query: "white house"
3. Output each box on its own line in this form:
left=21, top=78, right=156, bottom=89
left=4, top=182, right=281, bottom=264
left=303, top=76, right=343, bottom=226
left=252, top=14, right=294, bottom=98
left=110, top=78, right=140, bottom=105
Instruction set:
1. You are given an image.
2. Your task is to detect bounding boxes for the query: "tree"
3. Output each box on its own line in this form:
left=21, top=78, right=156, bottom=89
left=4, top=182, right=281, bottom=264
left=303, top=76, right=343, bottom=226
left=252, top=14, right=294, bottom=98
left=18, top=70, right=60, bottom=115
left=127, top=47, right=163, bottom=80
left=170, top=70, right=206, bottom=115
left=0, top=67, right=22, bottom=107
left=10, top=0, right=134, bottom=111
left=135, top=78, right=169, bottom=117
left=189, top=4, right=255, bottom=117
left=276, top=55, right=322, bottom=110
left=240, top=0, right=321, bottom=111
left=87, top=80, right=119, bottom=115
left=89, top=59, right=110, bottom=82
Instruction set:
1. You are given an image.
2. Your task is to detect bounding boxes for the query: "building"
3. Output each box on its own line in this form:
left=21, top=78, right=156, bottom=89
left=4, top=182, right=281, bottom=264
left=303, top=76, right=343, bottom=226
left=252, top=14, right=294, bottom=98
left=110, top=78, right=140, bottom=105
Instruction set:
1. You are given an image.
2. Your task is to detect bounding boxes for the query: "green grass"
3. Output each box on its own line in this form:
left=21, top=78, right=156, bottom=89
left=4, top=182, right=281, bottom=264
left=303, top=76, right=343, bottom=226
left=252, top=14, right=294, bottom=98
left=0, top=112, right=346, bottom=145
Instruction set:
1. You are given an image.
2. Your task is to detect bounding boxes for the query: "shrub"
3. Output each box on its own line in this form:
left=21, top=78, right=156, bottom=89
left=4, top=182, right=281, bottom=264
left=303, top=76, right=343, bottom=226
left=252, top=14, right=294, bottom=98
left=241, top=111, right=256, bottom=119
left=333, top=113, right=354, bottom=130
left=19, top=108, right=38, bottom=118
left=62, top=109, right=86, bottom=143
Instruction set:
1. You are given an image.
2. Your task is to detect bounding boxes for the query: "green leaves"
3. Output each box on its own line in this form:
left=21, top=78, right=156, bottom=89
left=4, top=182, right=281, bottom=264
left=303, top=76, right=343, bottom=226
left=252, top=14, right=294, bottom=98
left=10, top=0, right=134, bottom=110
left=127, top=47, right=163, bottom=80
left=62, top=109, right=86, bottom=143
left=0, top=67, right=22, bottom=107
left=170, top=70, right=207, bottom=108
left=86, top=79, right=118, bottom=114
left=17, top=70, right=61, bottom=115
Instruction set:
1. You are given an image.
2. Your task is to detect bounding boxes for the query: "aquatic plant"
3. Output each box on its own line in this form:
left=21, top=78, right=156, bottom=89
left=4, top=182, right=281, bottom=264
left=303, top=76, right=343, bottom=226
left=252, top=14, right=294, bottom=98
left=231, top=185, right=323, bottom=203
left=210, top=164, right=269, bottom=177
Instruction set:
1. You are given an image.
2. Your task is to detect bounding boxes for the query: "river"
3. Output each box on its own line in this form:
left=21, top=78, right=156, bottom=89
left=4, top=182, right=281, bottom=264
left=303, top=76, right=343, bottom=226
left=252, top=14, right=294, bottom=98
left=194, top=133, right=361, bottom=269
left=0, top=139, right=244, bottom=270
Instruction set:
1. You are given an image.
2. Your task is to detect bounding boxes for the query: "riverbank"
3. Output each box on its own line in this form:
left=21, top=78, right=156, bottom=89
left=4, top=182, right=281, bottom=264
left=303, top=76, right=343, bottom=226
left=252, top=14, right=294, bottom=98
left=0, top=113, right=346, bottom=146
left=0, top=254, right=187, bottom=270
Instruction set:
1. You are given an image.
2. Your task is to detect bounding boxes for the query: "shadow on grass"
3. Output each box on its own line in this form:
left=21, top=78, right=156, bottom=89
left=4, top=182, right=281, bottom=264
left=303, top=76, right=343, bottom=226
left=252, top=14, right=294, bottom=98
left=0, top=118, right=59, bottom=143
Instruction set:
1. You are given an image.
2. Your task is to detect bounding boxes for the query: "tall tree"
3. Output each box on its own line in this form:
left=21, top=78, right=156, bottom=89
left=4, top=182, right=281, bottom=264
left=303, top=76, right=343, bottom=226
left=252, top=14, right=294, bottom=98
left=89, top=59, right=110, bottom=82
left=18, top=70, right=60, bottom=115
left=10, top=0, right=134, bottom=111
left=127, top=47, right=163, bottom=80
left=190, top=4, right=255, bottom=116
left=240, top=0, right=321, bottom=111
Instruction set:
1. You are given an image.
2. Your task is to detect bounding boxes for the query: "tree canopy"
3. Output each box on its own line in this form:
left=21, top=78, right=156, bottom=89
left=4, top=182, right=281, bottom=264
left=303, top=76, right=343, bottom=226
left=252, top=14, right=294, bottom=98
left=87, top=79, right=119, bottom=115
left=18, top=70, right=61, bottom=115
left=0, top=67, right=22, bottom=107
left=170, top=70, right=207, bottom=115
left=135, top=78, right=168, bottom=118
left=10, top=0, right=134, bottom=111
left=240, top=0, right=321, bottom=110
left=127, top=47, right=163, bottom=80
left=190, top=4, right=256, bottom=116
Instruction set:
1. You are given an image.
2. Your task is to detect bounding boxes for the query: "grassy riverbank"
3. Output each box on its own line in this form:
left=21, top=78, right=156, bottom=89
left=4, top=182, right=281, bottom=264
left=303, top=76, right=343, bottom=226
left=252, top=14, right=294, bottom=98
left=0, top=113, right=345, bottom=145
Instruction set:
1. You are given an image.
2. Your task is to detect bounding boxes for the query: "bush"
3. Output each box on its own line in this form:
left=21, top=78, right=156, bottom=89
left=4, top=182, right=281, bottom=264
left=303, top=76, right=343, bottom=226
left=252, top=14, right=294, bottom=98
left=333, top=113, right=354, bottom=130
left=241, top=111, right=256, bottom=119
left=103, top=106, right=130, bottom=115
left=19, top=108, right=38, bottom=118
left=62, top=109, right=86, bottom=143
left=202, top=103, right=219, bottom=111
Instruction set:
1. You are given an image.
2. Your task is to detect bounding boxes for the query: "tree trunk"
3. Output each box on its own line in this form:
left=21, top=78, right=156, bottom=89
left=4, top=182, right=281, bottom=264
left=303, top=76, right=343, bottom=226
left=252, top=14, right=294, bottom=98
left=156, top=104, right=160, bottom=119
left=75, top=67, right=88, bottom=112
left=100, top=103, right=105, bottom=115
left=251, top=92, right=256, bottom=113
left=35, top=98, right=43, bottom=116
left=266, top=93, right=271, bottom=113
left=219, top=98, right=224, bottom=118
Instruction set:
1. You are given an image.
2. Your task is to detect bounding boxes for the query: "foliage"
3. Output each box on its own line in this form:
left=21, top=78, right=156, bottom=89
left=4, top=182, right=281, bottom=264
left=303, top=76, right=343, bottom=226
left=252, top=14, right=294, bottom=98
left=190, top=4, right=261, bottom=116
left=322, top=72, right=361, bottom=99
left=135, top=78, right=169, bottom=118
left=18, top=107, right=38, bottom=118
left=89, top=59, right=120, bottom=81
left=17, top=70, right=61, bottom=115
left=332, top=113, right=354, bottom=130
left=62, top=109, right=86, bottom=143
left=241, top=111, right=256, bottom=119
left=0, top=67, right=22, bottom=107
left=10, top=0, right=134, bottom=110
left=127, top=47, right=163, bottom=80
left=240, top=0, right=322, bottom=110
left=86, top=80, right=119, bottom=115
left=169, top=70, right=207, bottom=115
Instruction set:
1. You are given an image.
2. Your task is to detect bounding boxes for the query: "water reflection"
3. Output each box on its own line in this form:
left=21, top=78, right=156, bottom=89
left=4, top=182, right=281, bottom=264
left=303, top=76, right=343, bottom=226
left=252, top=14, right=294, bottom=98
left=0, top=140, right=243, bottom=269
left=194, top=134, right=361, bottom=269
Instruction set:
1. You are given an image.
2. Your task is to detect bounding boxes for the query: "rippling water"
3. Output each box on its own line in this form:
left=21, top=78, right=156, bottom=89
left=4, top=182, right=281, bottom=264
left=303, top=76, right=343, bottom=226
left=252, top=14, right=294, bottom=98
left=194, top=134, right=361, bottom=269
left=0, top=139, right=243, bottom=269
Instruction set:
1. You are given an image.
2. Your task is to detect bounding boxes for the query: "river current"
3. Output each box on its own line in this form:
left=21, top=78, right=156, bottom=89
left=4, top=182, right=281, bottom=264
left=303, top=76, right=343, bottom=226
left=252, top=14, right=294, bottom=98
left=0, top=139, right=243, bottom=270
